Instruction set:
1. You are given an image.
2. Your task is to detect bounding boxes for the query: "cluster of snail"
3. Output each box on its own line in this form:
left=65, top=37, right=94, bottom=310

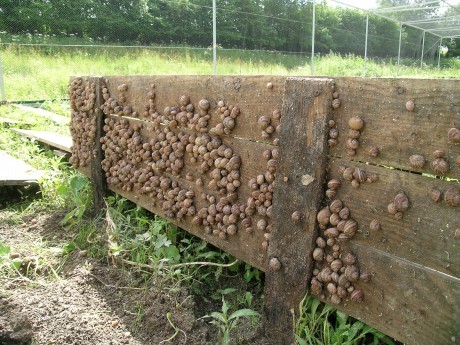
left=338, top=165, right=378, bottom=189
left=245, top=148, right=278, bottom=250
left=69, top=77, right=97, bottom=168
left=69, top=78, right=283, bottom=249
left=209, top=101, right=240, bottom=136
left=345, top=116, right=365, bottom=156
left=432, top=187, right=460, bottom=207
left=387, top=192, right=410, bottom=220
left=409, top=150, right=450, bottom=175
left=331, top=90, right=341, bottom=110
left=327, top=120, right=339, bottom=148
left=257, top=109, right=281, bottom=144
left=310, top=178, right=368, bottom=305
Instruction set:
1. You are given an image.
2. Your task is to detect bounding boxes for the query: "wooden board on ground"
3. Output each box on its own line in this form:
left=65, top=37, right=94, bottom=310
left=11, top=129, right=72, bottom=152
left=13, top=104, right=69, bottom=124
left=0, top=150, right=42, bottom=186
left=0, top=117, right=33, bottom=127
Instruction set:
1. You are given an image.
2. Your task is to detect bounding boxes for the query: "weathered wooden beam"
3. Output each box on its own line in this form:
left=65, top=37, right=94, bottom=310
left=264, top=78, right=333, bottom=344
left=90, top=77, right=107, bottom=213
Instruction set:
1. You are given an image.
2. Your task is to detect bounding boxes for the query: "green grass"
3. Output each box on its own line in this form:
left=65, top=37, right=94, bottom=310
left=1, top=44, right=459, bottom=101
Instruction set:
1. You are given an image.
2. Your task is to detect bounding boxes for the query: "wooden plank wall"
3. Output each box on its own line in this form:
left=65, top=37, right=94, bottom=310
left=70, top=75, right=286, bottom=271
left=317, top=77, right=460, bottom=345
left=69, top=75, right=460, bottom=345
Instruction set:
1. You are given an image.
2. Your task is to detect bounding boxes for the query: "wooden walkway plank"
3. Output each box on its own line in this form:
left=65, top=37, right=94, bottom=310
left=11, top=129, right=72, bottom=152
left=0, top=117, right=33, bottom=127
left=13, top=104, right=69, bottom=124
left=0, top=150, right=42, bottom=186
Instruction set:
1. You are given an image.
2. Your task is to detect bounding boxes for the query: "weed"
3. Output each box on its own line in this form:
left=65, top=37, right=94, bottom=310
left=201, top=297, right=260, bottom=345
left=295, top=295, right=396, bottom=345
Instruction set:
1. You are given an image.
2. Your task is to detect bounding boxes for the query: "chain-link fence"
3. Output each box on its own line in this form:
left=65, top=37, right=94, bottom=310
left=0, top=0, right=458, bottom=101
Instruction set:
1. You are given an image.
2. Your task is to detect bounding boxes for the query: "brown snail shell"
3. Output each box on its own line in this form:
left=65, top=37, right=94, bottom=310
left=342, top=252, right=356, bottom=266
left=444, top=187, right=460, bottom=207
left=316, top=236, right=327, bottom=248
left=331, top=99, right=341, bottom=109
left=409, top=154, right=426, bottom=169
left=433, top=149, right=445, bottom=159
left=405, top=100, right=415, bottom=112
left=329, top=199, right=343, bottom=214
left=448, top=128, right=460, bottom=144
left=368, top=146, right=380, bottom=157
left=394, top=192, right=409, bottom=212
left=198, top=99, right=210, bottom=111
left=317, top=208, right=332, bottom=226
left=327, top=179, right=342, bottom=190
left=431, top=158, right=449, bottom=175
left=369, top=219, right=380, bottom=231
left=348, top=116, right=364, bottom=130
left=431, top=189, right=442, bottom=203
left=350, top=288, right=364, bottom=302
left=345, top=265, right=360, bottom=282
left=313, top=247, right=325, bottom=262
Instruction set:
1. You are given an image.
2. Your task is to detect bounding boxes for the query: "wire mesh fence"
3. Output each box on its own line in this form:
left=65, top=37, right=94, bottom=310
left=0, top=0, right=458, bottom=101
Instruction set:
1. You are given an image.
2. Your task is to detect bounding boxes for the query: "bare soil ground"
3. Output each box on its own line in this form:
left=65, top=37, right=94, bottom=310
left=0, top=210, right=266, bottom=345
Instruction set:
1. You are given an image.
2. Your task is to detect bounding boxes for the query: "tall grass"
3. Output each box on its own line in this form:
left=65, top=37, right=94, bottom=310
left=1, top=44, right=459, bottom=101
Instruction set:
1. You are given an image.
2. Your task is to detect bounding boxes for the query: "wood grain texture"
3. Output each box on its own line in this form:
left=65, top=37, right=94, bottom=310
left=101, top=75, right=284, bottom=145
left=11, top=129, right=72, bottom=152
left=329, top=77, right=460, bottom=179
left=312, top=242, right=460, bottom=345
left=0, top=150, right=41, bottom=186
left=264, top=78, right=333, bottom=344
left=101, top=115, right=274, bottom=270
left=328, top=157, right=460, bottom=278
left=89, top=77, right=107, bottom=213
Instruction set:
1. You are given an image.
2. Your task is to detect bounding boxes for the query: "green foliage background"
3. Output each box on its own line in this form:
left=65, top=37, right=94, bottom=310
left=1, top=0, right=458, bottom=58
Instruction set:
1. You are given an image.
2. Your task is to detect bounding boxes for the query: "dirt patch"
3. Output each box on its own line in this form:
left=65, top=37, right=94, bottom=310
left=0, top=210, right=267, bottom=345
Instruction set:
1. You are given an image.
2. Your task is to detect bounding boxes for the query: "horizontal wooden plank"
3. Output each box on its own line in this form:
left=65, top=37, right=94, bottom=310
left=327, top=157, right=459, bottom=278
left=100, top=75, right=284, bottom=145
left=11, top=129, right=72, bottom=152
left=312, top=242, right=460, bottom=345
left=0, top=150, right=42, bottom=186
left=13, top=105, right=69, bottom=124
left=0, top=117, right=32, bottom=127
left=329, top=77, right=460, bottom=179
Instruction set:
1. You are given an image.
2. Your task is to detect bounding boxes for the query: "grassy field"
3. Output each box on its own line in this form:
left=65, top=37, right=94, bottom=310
left=1, top=44, right=459, bottom=101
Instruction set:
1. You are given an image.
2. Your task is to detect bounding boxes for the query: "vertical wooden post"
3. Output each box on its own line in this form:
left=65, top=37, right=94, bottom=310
left=90, top=76, right=107, bottom=213
left=264, top=78, right=333, bottom=344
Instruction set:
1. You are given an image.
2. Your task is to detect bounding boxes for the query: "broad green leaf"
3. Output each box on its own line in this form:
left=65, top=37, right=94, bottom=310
left=11, top=258, right=22, bottom=270
left=228, top=308, right=260, bottom=321
left=0, top=242, right=11, bottom=256
left=70, top=175, right=87, bottom=194
left=207, top=312, right=227, bottom=324
left=62, top=241, right=76, bottom=254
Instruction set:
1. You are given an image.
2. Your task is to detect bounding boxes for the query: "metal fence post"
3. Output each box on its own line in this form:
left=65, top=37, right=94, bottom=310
left=437, top=37, right=442, bottom=69
left=364, top=14, right=369, bottom=78
left=311, top=0, right=316, bottom=75
left=213, top=0, right=217, bottom=75
left=420, top=30, right=425, bottom=69
left=397, top=23, right=402, bottom=75
left=0, top=50, right=6, bottom=102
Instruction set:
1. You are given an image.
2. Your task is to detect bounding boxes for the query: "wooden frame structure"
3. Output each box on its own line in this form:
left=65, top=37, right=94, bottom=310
left=69, top=75, right=459, bottom=345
